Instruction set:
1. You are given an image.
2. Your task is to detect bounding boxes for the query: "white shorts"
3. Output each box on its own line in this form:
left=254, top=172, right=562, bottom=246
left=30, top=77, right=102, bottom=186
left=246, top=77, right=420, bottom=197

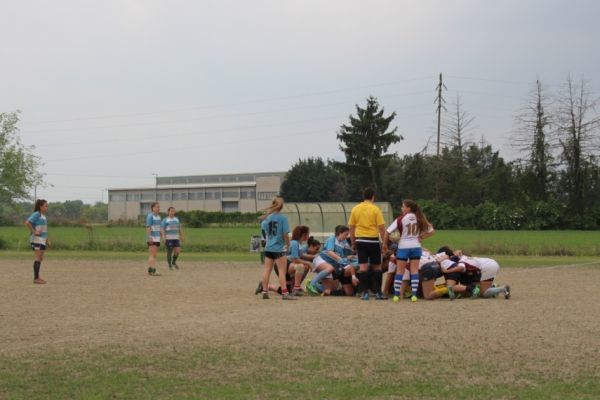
left=480, top=260, right=500, bottom=281
left=312, top=256, right=328, bottom=272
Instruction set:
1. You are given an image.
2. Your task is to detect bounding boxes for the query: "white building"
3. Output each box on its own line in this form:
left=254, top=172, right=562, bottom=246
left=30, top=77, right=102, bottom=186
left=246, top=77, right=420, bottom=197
left=108, top=172, right=285, bottom=221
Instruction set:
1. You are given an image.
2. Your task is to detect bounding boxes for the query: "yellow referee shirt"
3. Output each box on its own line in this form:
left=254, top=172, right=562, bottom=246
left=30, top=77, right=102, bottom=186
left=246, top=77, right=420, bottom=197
left=348, top=200, right=385, bottom=238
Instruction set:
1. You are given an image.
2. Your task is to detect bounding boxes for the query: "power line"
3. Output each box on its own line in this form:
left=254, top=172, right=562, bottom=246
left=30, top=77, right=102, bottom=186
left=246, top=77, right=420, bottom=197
left=22, top=76, right=435, bottom=125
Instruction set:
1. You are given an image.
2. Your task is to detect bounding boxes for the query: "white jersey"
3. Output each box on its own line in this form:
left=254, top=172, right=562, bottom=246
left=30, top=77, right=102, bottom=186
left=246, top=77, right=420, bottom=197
left=461, top=256, right=499, bottom=281
left=386, top=213, right=433, bottom=249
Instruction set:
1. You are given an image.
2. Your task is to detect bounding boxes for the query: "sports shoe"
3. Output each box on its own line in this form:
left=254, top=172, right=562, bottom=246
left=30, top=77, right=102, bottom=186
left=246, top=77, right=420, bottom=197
left=448, top=286, right=455, bottom=301
left=411, top=295, right=417, bottom=303
left=282, top=293, right=298, bottom=300
left=262, top=292, right=269, bottom=299
left=471, top=285, right=480, bottom=299
left=255, top=281, right=263, bottom=295
left=504, top=284, right=511, bottom=300
left=375, top=292, right=386, bottom=300
left=392, top=295, right=400, bottom=303
left=33, top=278, right=46, bottom=284
left=292, top=287, right=305, bottom=296
left=306, top=283, right=319, bottom=296
left=149, top=270, right=161, bottom=276
left=172, top=263, right=179, bottom=270
left=361, top=292, right=369, bottom=301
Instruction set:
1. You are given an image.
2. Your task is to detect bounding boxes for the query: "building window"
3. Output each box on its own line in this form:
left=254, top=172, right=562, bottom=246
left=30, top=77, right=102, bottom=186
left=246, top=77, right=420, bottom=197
left=126, top=192, right=141, bottom=201
left=222, top=201, right=239, bottom=212
left=240, top=189, right=256, bottom=199
left=222, top=190, right=239, bottom=199
left=157, top=192, right=171, bottom=201
left=110, top=193, right=126, bottom=201
left=257, top=191, right=278, bottom=201
left=172, top=192, right=187, bottom=201
left=141, top=191, right=155, bottom=201
left=189, top=191, right=204, bottom=200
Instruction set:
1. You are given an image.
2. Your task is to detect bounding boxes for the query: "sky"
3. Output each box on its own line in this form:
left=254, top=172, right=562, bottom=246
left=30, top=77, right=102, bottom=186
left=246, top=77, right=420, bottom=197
left=1, top=0, right=599, bottom=203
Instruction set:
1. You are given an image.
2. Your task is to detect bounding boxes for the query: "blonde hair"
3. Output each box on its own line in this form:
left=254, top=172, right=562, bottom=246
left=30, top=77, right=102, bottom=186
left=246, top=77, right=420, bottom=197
left=261, top=196, right=284, bottom=219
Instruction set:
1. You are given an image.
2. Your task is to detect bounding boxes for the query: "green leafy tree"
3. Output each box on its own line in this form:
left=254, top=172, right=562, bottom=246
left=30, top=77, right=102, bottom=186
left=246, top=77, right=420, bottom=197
left=337, top=96, right=402, bottom=199
left=280, top=157, right=343, bottom=202
left=0, top=111, right=41, bottom=206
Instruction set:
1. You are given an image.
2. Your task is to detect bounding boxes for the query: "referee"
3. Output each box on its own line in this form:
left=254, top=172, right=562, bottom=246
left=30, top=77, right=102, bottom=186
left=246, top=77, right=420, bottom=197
left=348, top=187, right=386, bottom=300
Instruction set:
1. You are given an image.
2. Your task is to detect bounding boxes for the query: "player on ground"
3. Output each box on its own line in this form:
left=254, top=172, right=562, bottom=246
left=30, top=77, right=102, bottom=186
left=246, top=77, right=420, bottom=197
left=161, top=207, right=183, bottom=270
left=24, top=199, right=50, bottom=284
left=146, top=202, right=162, bottom=276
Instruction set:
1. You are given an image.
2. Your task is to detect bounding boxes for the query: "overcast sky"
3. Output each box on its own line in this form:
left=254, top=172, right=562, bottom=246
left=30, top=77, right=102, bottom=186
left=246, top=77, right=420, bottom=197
left=1, top=0, right=599, bottom=203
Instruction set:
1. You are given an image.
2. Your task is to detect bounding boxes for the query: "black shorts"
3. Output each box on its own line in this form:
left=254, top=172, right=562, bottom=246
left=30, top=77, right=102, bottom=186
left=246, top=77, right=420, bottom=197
left=264, top=251, right=285, bottom=260
left=460, top=271, right=481, bottom=285
left=356, top=239, right=381, bottom=266
left=31, top=243, right=47, bottom=251
left=165, top=239, right=180, bottom=248
left=339, top=273, right=352, bottom=285
left=147, top=241, right=160, bottom=248
left=420, top=262, right=442, bottom=281
left=444, top=272, right=462, bottom=282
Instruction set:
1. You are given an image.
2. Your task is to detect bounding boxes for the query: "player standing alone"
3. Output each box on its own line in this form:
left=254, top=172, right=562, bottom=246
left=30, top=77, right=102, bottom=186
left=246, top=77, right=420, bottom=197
left=24, top=199, right=50, bottom=284
left=161, top=207, right=183, bottom=270
left=146, top=202, right=162, bottom=276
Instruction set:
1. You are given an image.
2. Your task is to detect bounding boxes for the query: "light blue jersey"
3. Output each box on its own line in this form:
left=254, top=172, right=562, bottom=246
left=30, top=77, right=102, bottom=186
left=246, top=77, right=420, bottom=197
left=27, top=212, right=48, bottom=245
left=319, top=235, right=353, bottom=266
left=287, top=239, right=305, bottom=262
left=146, top=213, right=162, bottom=243
left=161, top=217, right=180, bottom=240
left=264, top=213, right=289, bottom=252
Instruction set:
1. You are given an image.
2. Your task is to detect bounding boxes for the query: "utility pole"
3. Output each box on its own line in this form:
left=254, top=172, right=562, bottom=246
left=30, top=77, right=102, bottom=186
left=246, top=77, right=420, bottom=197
left=152, top=173, right=158, bottom=201
left=435, top=73, right=447, bottom=157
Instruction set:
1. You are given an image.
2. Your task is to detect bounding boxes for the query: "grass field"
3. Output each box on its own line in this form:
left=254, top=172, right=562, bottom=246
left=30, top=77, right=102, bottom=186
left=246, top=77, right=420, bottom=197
left=1, top=226, right=600, bottom=256
left=1, top=258, right=599, bottom=399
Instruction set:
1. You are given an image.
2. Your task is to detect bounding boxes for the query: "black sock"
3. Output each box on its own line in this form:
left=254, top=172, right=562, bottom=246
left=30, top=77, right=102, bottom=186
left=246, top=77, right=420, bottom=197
left=172, top=254, right=178, bottom=264
left=373, top=270, right=383, bottom=294
left=166, top=247, right=173, bottom=267
left=33, top=261, right=41, bottom=279
left=357, top=271, right=369, bottom=295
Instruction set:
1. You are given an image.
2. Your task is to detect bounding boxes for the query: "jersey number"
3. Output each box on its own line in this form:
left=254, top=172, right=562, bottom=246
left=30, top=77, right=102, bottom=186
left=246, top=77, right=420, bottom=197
left=406, top=223, right=419, bottom=236
left=268, top=221, right=279, bottom=237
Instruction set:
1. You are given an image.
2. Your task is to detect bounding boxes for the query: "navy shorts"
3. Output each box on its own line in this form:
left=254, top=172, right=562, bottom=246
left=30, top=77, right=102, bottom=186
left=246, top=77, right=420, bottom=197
left=166, top=239, right=181, bottom=248
left=264, top=251, right=285, bottom=260
left=31, top=243, right=47, bottom=251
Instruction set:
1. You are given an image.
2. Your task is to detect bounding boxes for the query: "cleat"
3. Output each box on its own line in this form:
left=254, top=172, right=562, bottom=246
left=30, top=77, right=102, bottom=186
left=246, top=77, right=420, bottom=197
left=255, top=281, right=263, bottom=295
left=262, top=292, right=269, bottom=300
left=448, top=286, right=455, bottom=301
left=375, top=292, right=386, bottom=300
left=292, top=287, right=305, bottom=297
left=282, top=293, right=298, bottom=300
left=306, top=283, right=319, bottom=296
left=471, top=285, right=480, bottom=299
left=411, top=295, right=417, bottom=303
left=173, top=263, right=179, bottom=270
left=504, top=284, right=511, bottom=300
left=33, top=278, right=46, bottom=284
left=361, top=292, right=369, bottom=301
left=392, top=295, right=400, bottom=303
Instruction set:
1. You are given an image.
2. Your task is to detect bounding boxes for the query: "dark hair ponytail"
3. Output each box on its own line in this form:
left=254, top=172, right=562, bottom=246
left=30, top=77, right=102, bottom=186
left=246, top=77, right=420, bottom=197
left=34, top=199, right=47, bottom=213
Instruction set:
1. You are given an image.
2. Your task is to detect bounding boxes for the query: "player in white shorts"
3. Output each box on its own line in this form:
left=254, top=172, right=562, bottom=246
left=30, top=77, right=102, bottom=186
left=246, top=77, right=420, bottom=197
left=454, top=250, right=510, bottom=299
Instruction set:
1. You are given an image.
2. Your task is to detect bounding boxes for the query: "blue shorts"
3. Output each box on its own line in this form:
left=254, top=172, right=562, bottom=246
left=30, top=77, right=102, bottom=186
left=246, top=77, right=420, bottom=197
left=396, top=247, right=422, bottom=261
left=166, top=239, right=180, bottom=248
left=31, top=243, right=47, bottom=251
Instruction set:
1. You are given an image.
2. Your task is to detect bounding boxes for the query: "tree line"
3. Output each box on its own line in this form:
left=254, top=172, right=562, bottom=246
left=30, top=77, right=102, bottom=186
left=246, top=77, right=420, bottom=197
left=281, top=77, right=600, bottom=229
